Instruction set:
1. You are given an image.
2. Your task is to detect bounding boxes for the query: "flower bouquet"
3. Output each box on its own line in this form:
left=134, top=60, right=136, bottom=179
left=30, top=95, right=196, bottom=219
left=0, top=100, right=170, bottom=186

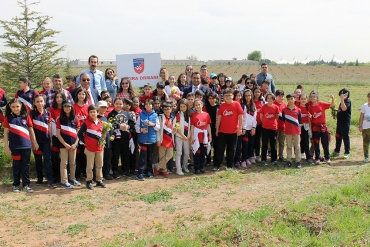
left=330, top=106, right=337, bottom=120
left=98, top=121, right=114, bottom=147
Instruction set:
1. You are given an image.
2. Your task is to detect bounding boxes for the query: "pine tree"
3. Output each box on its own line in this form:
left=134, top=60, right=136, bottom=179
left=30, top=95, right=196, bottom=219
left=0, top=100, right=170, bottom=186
left=0, top=0, right=65, bottom=92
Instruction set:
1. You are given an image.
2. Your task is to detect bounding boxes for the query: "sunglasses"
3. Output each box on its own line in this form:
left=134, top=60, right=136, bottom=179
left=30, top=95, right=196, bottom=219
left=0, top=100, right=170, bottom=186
left=82, top=79, right=90, bottom=82
left=186, top=68, right=193, bottom=71
left=107, top=71, right=113, bottom=74
left=246, top=82, right=253, bottom=84
left=133, top=101, right=139, bottom=104
left=211, top=77, right=217, bottom=79
left=121, top=82, right=129, bottom=85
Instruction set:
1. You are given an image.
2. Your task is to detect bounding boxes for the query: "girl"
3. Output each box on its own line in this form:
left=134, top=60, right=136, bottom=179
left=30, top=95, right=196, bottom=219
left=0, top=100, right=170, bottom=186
left=308, top=90, right=335, bottom=164
left=332, top=88, right=351, bottom=159
left=4, top=98, right=38, bottom=193
left=253, top=86, right=265, bottom=163
left=294, top=88, right=302, bottom=106
left=78, top=105, right=106, bottom=189
left=233, top=90, right=244, bottom=168
left=15, top=77, right=38, bottom=111
left=0, top=87, right=7, bottom=127
left=220, top=77, right=233, bottom=103
left=57, top=99, right=80, bottom=189
left=190, top=99, right=211, bottom=174
left=245, top=78, right=257, bottom=91
left=237, top=74, right=248, bottom=91
left=359, top=92, right=370, bottom=162
left=241, top=89, right=257, bottom=167
left=103, top=95, right=114, bottom=117
left=153, top=96, right=163, bottom=115
left=217, top=72, right=227, bottom=92
left=105, top=68, right=119, bottom=99
left=177, top=73, right=188, bottom=93
left=30, top=94, right=56, bottom=188
left=159, top=67, right=169, bottom=85
left=260, top=93, right=279, bottom=166
left=139, top=84, right=153, bottom=109
left=50, top=92, right=66, bottom=183
left=108, top=97, right=133, bottom=179
left=39, top=77, right=52, bottom=95
left=297, top=94, right=314, bottom=164
left=174, top=99, right=192, bottom=175
left=165, top=75, right=181, bottom=101
left=115, top=77, right=136, bottom=99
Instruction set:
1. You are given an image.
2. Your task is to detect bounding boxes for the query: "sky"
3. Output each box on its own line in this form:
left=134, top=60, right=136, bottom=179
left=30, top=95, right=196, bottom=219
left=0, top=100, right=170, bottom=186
left=1, top=0, right=370, bottom=63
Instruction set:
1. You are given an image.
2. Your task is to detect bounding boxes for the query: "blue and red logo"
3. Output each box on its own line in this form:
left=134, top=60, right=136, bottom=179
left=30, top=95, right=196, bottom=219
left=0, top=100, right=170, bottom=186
left=133, top=58, right=145, bottom=74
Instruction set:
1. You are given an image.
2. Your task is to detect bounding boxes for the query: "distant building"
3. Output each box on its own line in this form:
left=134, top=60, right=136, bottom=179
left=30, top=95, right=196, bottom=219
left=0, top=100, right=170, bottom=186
left=209, top=59, right=258, bottom=66
left=71, top=59, right=116, bottom=66
left=161, top=59, right=199, bottom=65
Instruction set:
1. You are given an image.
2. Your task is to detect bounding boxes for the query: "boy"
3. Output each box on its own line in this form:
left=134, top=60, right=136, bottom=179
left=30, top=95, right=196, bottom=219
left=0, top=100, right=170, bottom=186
left=261, top=80, right=270, bottom=98
left=208, top=73, right=220, bottom=94
left=96, top=101, right=113, bottom=180
left=195, top=90, right=205, bottom=102
left=282, top=94, right=302, bottom=168
left=274, top=90, right=287, bottom=161
left=186, top=92, right=196, bottom=112
left=15, top=77, right=38, bottom=111
left=77, top=105, right=106, bottom=189
left=204, top=91, right=219, bottom=167
left=156, top=102, right=176, bottom=178
left=139, top=84, right=153, bottom=109
left=100, top=90, right=110, bottom=100
left=213, top=88, right=244, bottom=170
left=135, top=99, right=160, bottom=181
left=66, top=75, right=77, bottom=92
left=153, top=82, right=169, bottom=102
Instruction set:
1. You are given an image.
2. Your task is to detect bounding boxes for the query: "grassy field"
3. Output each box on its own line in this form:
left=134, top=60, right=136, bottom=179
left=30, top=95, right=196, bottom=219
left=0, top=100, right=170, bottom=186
left=0, top=81, right=370, bottom=246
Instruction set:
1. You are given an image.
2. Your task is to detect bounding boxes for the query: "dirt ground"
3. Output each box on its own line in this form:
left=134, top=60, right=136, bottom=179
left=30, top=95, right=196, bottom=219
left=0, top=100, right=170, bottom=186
left=0, top=137, right=367, bottom=247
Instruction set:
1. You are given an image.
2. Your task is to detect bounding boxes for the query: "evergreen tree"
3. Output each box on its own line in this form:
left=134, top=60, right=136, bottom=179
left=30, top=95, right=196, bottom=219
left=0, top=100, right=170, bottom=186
left=0, top=0, right=65, bottom=91
left=356, top=59, right=359, bottom=66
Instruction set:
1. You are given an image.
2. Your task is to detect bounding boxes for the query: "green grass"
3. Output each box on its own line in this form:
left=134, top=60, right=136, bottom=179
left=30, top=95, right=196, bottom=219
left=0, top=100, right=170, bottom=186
left=101, top=168, right=370, bottom=247
left=63, top=224, right=89, bottom=236
left=138, top=189, right=172, bottom=204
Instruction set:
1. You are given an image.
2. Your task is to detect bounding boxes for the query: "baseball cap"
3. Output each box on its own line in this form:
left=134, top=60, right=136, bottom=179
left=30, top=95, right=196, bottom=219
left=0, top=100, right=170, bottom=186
left=225, top=77, right=233, bottom=82
left=62, top=99, right=72, bottom=107
left=210, top=73, right=217, bottom=79
left=96, top=100, right=108, bottom=108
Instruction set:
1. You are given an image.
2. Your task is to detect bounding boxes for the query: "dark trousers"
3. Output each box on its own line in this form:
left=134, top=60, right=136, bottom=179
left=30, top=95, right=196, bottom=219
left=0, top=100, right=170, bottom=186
left=335, top=124, right=350, bottom=154
left=206, top=128, right=217, bottom=164
left=76, top=145, right=86, bottom=179
left=254, top=124, right=263, bottom=157
left=11, top=149, right=31, bottom=187
left=300, top=126, right=312, bottom=160
left=234, top=136, right=242, bottom=163
left=242, top=130, right=255, bottom=161
left=34, top=142, right=53, bottom=182
left=137, top=143, right=154, bottom=174
left=102, top=147, right=111, bottom=177
left=312, top=131, right=330, bottom=160
left=51, top=136, right=60, bottom=182
left=129, top=136, right=138, bottom=172
left=262, top=128, right=277, bottom=162
left=194, top=143, right=206, bottom=171
left=111, top=135, right=130, bottom=174
left=214, top=133, right=237, bottom=168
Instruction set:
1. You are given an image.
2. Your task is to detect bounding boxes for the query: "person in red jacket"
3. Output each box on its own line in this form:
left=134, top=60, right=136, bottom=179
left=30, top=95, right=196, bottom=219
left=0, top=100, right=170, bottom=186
left=78, top=105, right=106, bottom=190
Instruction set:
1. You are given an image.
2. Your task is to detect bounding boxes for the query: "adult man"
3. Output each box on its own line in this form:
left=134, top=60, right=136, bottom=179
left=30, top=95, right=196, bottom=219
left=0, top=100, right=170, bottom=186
left=76, top=55, right=107, bottom=94
left=45, top=74, right=74, bottom=109
left=71, top=73, right=100, bottom=105
left=200, top=65, right=211, bottom=83
left=257, top=63, right=276, bottom=94
left=182, top=72, right=210, bottom=101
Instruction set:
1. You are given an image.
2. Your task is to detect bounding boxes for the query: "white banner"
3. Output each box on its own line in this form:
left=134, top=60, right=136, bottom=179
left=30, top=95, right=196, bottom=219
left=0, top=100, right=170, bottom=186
left=116, top=53, right=161, bottom=87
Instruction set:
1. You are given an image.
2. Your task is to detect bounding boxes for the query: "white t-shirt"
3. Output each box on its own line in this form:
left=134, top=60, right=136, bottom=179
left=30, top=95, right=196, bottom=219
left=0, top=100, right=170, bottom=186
left=361, top=103, right=370, bottom=129
left=165, top=85, right=180, bottom=101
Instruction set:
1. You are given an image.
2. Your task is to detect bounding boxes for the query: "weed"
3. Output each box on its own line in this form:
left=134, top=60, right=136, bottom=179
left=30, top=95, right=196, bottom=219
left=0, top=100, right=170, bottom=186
left=138, top=189, right=172, bottom=204
left=63, top=224, right=88, bottom=236
left=161, top=204, right=176, bottom=214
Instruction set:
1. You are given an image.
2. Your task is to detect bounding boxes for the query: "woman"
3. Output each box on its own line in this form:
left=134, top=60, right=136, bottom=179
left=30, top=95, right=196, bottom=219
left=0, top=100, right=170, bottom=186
left=40, top=77, right=52, bottom=95
left=185, top=65, right=193, bottom=84
left=105, top=68, right=119, bottom=99
left=245, top=78, right=257, bottom=91
left=159, top=67, right=169, bottom=86
left=115, top=77, right=136, bottom=99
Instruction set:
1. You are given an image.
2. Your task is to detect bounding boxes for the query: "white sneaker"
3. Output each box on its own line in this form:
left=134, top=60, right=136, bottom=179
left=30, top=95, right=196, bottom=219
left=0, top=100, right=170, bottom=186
left=301, top=153, right=306, bottom=159
left=176, top=171, right=184, bottom=176
left=182, top=165, right=189, bottom=173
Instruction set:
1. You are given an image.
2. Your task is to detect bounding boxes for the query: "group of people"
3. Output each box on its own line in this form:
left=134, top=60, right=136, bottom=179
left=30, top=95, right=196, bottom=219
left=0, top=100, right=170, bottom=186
left=0, top=54, right=365, bottom=194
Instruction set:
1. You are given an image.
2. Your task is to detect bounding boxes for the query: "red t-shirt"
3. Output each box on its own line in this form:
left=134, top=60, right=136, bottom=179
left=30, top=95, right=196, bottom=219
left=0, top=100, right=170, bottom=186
left=254, top=100, right=264, bottom=125
left=260, top=104, right=279, bottom=130
left=274, top=101, right=286, bottom=131
left=297, top=104, right=309, bottom=124
left=191, top=112, right=211, bottom=143
left=308, top=102, right=330, bottom=125
left=217, top=101, right=244, bottom=134
left=73, top=103, right=89, bottom=126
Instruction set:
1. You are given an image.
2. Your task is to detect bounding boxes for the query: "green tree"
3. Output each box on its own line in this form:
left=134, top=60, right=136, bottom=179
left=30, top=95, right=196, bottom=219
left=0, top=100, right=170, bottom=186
left=355, top=59, right=359, bottom=66
left=247, top=50, right=262, bottom=62
left=0, top=0, right=65, bottom=92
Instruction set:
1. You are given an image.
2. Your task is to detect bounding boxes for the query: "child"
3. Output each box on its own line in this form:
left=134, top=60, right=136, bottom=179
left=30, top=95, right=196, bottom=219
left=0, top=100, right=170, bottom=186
left=220, top=77, right=233, bottom=103
left=30, top=94, right=56, bottom=188
left=50, top=92, right=66, bottom=183
left=174, top=99, right=192, bottom=175
left=103, top=95, right=114, bottom=117
left=214, top=88, right=243, bottom=170
left=294, top=88, right=302, bottom=106
left=237, top=74, right=248, bottom=91
left=260, top=93, right=279, bottom=166
left=78, top=105, right=106, bottom=189
left=241, top=89, right=257, bottom=167
left=253, top=86, right=265, bottom=163
left=153, top=96, right=163, bottom=115
left=66, top=75, right=77, bottom=92
left=177, top=73, right=188, bottom=93
left=332, top=88, right=351, bottom=159
left=3, top=98, right=38, bottom=193
left=57, top=99, right=80, bottom=189
left=165, top=75, right=181, bottom=102
left=153, top=82, right=169, bottom=102
left=217, top=73, right=227, bottom=93
left=96, top=101, right=113, bottom=180
left=234, top=90, right=244, bottom=168
left=208, top=73, right=220, bottom=94
left=191, top=99, right=211, bottom=174
left=131, top=96, right=142, bottom=119
left=156, top=102, right=177, bottom=178
left=15, top=77, right=38, bottom=111
left=195, top=90, right=205, bottom=102
left=186, top=93, right=196, bottom=113
left=39, top=77, right=52, bottom=95
left=261, top=80, right=270, bottom=98
left=139, top=84, right=153, bottom=109
left=135, top=99, right=160, bottom=180
left=282, top=94, right=302, bottom=168
left=308, top=90, right=335, bottom=164
left=0, top=87, right=7, bottom=127
left=297, top=94, right=314, bottom=164
left=359, top=92, right=370, bottom=162
left=274, top=90, right=287, bottom=161
left=204, top=91, right=219, bottom=167
left=101, top=90, right=110, bottom=100
left=123, top=98, right=137, bottom=176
